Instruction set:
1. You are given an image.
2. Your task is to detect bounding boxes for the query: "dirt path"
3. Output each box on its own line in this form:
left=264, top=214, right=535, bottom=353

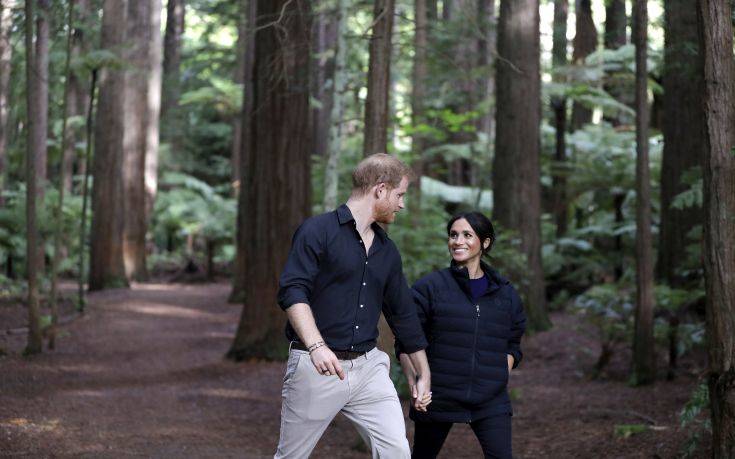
left=0, top=283, right=707, bottom=458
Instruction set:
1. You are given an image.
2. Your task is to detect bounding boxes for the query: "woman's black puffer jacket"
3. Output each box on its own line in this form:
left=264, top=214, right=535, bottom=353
left=398, top=261, right=527, bottom=423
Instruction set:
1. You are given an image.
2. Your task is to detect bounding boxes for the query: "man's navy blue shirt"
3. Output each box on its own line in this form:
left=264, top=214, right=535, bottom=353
left=277, top=204, right=428, bottom=353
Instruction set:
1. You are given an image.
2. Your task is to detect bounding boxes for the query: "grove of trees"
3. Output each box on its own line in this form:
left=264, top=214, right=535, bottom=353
left=0, top=0, right=733, bottom=454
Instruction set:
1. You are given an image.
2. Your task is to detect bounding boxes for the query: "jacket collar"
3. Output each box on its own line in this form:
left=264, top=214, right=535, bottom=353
left=449, top=259, right=508, bottom=298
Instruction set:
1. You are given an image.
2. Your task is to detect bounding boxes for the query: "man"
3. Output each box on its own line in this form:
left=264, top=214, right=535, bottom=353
left=275, top=153, right=431, bottom=458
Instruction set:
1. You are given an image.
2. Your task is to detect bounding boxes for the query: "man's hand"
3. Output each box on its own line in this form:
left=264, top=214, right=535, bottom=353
left=310, top=346, right=345, bottom=380
left=507, top=354, right=514, bottom=373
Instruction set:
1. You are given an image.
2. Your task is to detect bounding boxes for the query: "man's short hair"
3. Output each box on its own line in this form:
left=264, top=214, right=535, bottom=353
left=351, top=153, right=414, bottom=196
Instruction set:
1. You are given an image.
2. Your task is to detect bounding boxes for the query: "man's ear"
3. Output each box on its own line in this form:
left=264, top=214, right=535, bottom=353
left=374, top=182, right=386, bottom=199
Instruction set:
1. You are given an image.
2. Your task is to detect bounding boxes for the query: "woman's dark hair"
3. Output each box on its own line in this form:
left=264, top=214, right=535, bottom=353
left=446, top=212, right=496, bottom=256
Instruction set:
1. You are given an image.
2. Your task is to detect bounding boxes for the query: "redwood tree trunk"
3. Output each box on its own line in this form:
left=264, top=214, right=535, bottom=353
left=697, top=0, right=735, bottom=455
left=229, top=0, right=256, bottom=304
left=494, top=0, right=549, bottom=331
left=89, top=0, right=129, bottom=291
left=603, top=0, right=629, bottom=126
left=227, top=0, right=312, bottom=360
left=551, top=0, right=568, bottom=237
left=161, top=0, right=184, bottom=147
left=62, top=0, right=90, bottom=193
left=410, top=0, right=428, bottom=202
left=311, top=1, right=338, bottom=158
left=122, top=0, right=162, bottom=281
left=570, top=0, right=597, bottom=131
left=0, top=0, right=13, bottom=203
left=632, top=0, right=655, bottom=386
left=323, top=0, right=348, bottom=212
left=24, top=0, right=43, bottom=354
left=231, top=0, right=247, bottom=188
left=363, top=0, right=394, bottom=157
left=657, top=0, right=704, bottom=287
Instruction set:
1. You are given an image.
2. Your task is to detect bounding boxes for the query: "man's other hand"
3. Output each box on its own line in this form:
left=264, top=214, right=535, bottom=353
left=310, top=346, right=345, bottom=380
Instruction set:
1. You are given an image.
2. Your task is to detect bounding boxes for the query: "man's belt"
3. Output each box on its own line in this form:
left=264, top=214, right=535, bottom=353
left=291, top=341, right=368, bottom=360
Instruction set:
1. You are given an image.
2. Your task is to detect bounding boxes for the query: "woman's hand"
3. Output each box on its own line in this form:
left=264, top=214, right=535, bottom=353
left=399, top=353, right=431, bottom=411
left=507, top=354, right=514, bottom=373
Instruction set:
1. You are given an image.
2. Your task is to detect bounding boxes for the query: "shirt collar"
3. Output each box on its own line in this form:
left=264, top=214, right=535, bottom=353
left=336, top=204, right=388, bottom=242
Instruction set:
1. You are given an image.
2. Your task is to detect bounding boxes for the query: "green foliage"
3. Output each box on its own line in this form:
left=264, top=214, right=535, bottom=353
left=573, top=283, right=634, bottom=347
left=679, top=381, right=711, bottom=458
left=151, top=172, right=236, bottom=259
left=613, top=424, right=649, bottom=438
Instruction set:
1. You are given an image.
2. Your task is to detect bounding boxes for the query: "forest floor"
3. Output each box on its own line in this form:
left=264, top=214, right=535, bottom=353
left=0, top=281, right=710, bottom=458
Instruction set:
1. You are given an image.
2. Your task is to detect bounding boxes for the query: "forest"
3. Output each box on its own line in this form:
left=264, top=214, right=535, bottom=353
left=0, top=0, right=734, bottom=457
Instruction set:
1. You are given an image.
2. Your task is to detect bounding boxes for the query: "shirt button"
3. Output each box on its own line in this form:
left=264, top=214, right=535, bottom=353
left=362, top=282, right=366, bottom=286
left=365, top=261, right=368, bottom=265
left=351, top=345, right=354, bottom=349
left=355, top=325, right=359, bottom=329
left=360, top=304, right=364, bottom=308
left=359, top=241, right=363, bottom=244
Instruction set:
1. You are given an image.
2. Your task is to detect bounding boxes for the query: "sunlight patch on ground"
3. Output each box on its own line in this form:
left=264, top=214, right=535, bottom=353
left=1, top=418, right=61, bottom=433
left=127, top=303, right=219, bottom=319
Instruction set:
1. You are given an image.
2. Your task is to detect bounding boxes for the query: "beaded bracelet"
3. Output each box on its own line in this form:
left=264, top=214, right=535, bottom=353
left=308, top=341, right=325, bottom=353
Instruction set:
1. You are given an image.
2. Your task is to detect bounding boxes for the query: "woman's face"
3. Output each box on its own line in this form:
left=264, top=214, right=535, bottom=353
left=448, top=218, right=487, bottom=265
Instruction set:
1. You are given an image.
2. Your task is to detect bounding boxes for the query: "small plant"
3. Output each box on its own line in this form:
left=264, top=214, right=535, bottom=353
left=679, top=381, right=711, bottom=458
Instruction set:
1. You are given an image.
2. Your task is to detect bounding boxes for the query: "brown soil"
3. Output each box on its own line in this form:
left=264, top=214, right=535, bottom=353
left=0, top=282, right=710, bottom=458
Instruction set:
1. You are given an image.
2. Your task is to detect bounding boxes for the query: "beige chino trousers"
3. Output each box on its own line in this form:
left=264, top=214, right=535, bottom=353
left=274, top=347, right=411, bottom=459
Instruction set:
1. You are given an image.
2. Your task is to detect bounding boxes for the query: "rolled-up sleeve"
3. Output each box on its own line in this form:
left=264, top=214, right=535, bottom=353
left=277, top=221, right=323, bottom=310
left=395, top=279, right=432, bottom=358
left=508, top=287, right=527, bottom=369
left=382, top=253, right=427, bottom=354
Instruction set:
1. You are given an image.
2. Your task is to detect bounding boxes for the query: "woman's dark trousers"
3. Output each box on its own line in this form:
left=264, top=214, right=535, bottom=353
left=411, top=414, right=512, bottom=459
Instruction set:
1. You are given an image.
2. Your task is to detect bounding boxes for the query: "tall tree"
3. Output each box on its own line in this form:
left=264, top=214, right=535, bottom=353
left=603, top=0, right=628, bottom=127
left=570, top=0, right=597, bottom=131
left=161, top=0, right=184, bottom=148
left=551, top=0, right=568, bottom=237
left=410, top=0, right=428, bottom=202
left=24, top=0, right=43, bottom=354
left=477, top=0, right=496, bottom=145
left=61, top=0, right=90, bottom=193
left=323, top=0, right=348, bottom=211
left=231, top=0, right=247, bottom=188
left=121, top=0, right=162, bottom=281
left=698, top=0, right=735, bottom=455
left=631, top=0, right=655, bottom=386
left=228, top=0, right=312, bottom=360
left=49, top=0, right=78, bottom=350
left=229, top=0, right=256, bottom=304
left=89, top=0, right=129, bottom=291
left=0, top=0, right=13, bottom=203
left=311, top=1, right=338, bottom=159
left=494, top=0, right=549, bottom=331
left=604, top=0, right=625, bottom=49
left=657, top=1, right=704, bottom=287
left=34, top=0, right=49, bottom=195
left=363, top=0, right=394, bottom=157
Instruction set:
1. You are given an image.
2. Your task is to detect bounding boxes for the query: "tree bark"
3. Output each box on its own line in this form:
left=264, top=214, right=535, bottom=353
left=62, top=0, right=90, bottom=193
left=122, top=0, right=162, bottom=281
left=363, top=0, right=394, bottom=157
left=311, top=1, right=338, bottom=159
left=410, top=0, right=428, bottom=202
left=477, top=0, right=496, bottom=146
left=228, top=0, right=312, bottom=360
left=161, top=0, right=184, bottom=147
left=657, top=0, right=704, bottom=287
left=697, top=0, right=735, bottom=455
left=229, top=0, right=256, bottom=304
left=0, top=0, right=13, bottom=205
left=570, top=0, right=597, bottom=131
left=551, top=0, right=568, bottom=237
left=632, top=0, right=655, bottom=386
left=323, top=0, right=348, bottom=212
left=89, top=0, right=129, bottom=291
left=35, top=0, right=49, bottom=195
left=231, top=0, right=247, bottom=189
left=494, top=0, right=550, bottom=331
left=604, top=0, right=626, bottom=49
left=24, top=0, right=43, bottom=354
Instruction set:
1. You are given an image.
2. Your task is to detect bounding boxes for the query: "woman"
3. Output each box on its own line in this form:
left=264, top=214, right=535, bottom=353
left=397, top=212, right=527, bottom=459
